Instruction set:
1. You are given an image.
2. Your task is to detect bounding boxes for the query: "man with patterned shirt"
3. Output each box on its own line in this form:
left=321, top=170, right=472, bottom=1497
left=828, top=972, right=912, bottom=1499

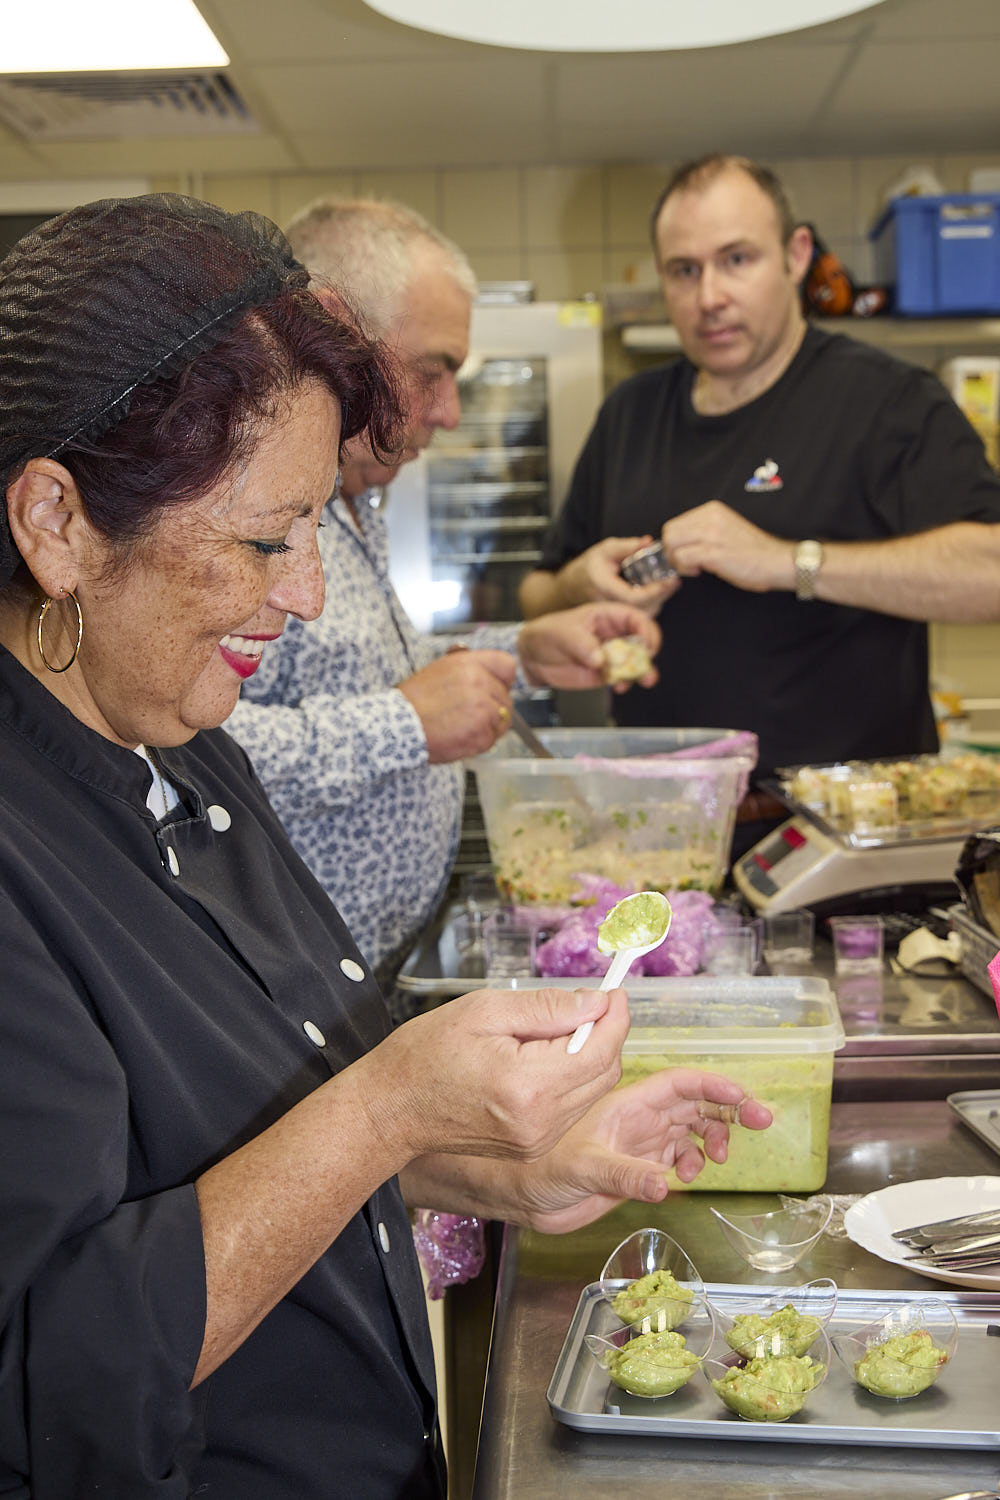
left=225, top=198, right=659, bottom=1002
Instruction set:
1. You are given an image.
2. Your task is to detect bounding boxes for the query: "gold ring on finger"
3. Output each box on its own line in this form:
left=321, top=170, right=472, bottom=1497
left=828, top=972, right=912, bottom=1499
left=497, top=704, right=511, bottom=725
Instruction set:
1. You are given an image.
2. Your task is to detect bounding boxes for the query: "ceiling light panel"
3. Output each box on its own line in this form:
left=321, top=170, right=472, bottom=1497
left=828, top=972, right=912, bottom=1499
left=363, top=0, right=886, bottom=52
left=3, top=0, right=229, bottom=73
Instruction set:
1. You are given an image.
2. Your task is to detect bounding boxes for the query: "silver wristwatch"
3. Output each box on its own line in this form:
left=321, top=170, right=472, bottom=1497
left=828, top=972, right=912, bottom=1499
left=794, top=539, right=825, bottom=601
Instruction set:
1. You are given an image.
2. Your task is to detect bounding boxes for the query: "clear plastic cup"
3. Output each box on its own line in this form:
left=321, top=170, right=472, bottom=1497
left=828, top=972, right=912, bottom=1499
left=702, top=926, right=757, bottom=976
left=460, top=868, right=500, bottom=914
left=452, top=912, right=485, bottom=979
left=483, top=909, right=536, bottom=978
left=829, top=915, right=884, bottom=975
left=763, top=909, right=815, bottom=972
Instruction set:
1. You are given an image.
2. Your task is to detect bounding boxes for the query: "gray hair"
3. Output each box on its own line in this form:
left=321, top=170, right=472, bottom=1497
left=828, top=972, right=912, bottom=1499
left=284, top=196, right=477, bottom=335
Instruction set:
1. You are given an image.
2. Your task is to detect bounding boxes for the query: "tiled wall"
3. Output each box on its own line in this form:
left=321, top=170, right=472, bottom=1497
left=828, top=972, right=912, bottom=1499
left=151, top=151, right=1000, bottom=705
left=155, top=150, right=1000, bottom=303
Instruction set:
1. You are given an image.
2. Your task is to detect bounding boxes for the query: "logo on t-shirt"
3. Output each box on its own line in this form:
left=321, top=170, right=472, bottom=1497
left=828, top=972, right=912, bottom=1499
left=744, top=458, right=783, bottom=492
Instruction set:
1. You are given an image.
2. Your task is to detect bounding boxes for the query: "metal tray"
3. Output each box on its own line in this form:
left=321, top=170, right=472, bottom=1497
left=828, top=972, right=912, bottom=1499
left=762, top=777, right=1000, bottom=851
left=547, top=1282, right=1000, bottom=1447
left=949, top=1090, right=1000, bottom=1159
left=396, top=901, right=559, bottom=997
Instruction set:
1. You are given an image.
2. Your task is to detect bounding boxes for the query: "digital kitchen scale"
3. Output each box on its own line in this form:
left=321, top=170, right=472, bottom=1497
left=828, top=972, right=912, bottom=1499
left=733, top=814, right=968, bottom=915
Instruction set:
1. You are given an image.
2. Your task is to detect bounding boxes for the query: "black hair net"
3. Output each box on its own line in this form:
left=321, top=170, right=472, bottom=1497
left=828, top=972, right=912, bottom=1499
left=0, top=192, right=310, bottom=587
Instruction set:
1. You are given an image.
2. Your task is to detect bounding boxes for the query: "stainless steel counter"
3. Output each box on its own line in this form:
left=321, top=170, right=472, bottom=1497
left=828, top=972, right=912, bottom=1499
left=472, top=1100, right=1000, bottom=1500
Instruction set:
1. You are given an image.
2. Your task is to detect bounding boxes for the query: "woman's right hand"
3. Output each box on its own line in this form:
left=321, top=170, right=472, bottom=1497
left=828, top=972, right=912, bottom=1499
left=361, top=985, right=631, bottom=1165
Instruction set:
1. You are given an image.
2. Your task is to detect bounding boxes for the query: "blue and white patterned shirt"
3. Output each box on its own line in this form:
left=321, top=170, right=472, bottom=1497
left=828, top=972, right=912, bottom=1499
left=226, top=494, right=518, bottom=992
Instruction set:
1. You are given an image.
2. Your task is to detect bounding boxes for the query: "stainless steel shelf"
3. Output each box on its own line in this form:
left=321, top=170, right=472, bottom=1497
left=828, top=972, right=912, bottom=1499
left=430, top=515, right=549, bottom=533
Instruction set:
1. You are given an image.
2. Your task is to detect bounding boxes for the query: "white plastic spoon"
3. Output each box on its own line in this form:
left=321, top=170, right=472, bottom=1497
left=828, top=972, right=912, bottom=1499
left=566, top=890, right=672, bottom=1054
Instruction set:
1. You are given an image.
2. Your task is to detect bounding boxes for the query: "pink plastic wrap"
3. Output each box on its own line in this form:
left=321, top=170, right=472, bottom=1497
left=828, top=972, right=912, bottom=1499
left=413, top=1210, right=486, bottom=1299
left=570, top=731, right=758, bottom=803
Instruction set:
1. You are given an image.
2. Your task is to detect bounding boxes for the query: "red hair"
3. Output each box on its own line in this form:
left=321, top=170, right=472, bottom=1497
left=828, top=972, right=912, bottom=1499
left=60, top=286, right=401, bottom=553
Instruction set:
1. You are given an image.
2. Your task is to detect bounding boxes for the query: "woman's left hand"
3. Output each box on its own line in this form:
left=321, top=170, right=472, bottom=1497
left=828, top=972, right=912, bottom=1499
left=508, top=1068, right=772, bottom=1234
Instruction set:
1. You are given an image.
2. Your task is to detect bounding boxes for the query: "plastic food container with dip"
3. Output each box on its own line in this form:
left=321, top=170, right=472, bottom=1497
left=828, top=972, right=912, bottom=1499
left=617, top=975, right=845, bottom=1192
left=469, top=727, right=757, bottom=905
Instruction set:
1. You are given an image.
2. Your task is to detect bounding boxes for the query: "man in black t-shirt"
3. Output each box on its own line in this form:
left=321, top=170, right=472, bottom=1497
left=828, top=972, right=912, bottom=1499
left=521, top=155, right=1000, bottom=850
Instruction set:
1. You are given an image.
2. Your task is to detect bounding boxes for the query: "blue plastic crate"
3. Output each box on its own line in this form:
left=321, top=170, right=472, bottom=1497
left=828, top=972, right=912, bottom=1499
left=870, top=193, right=1000, bottom=316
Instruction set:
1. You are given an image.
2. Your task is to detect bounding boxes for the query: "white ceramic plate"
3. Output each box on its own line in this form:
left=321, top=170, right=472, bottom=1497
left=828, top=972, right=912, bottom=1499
left=844, top=1175, right=1000, bottom=1291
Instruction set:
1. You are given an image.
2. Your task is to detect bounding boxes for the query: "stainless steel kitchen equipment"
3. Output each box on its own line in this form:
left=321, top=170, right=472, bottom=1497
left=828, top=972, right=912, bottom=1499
left=384, top=300, right=603, bottom=636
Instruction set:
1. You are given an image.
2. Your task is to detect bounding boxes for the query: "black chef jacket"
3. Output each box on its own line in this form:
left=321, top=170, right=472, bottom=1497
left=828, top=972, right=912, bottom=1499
left=0, top=646, right=444, bottom=1498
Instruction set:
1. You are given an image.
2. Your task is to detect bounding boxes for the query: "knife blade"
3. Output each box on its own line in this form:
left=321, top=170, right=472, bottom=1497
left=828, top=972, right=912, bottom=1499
left=906, top=1249, right=1000, bottom=1269
left=507, top=707, right=555, bottom=759
left=891, top=1207, right=1000, bottom=1243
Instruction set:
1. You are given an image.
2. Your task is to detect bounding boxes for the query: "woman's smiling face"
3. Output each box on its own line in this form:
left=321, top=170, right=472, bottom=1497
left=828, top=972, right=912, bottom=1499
left=70, top=380, right=341, bottom=748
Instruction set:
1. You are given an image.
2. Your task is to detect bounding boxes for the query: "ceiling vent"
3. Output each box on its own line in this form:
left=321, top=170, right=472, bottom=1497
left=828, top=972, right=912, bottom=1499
left=0, top=72, right=258, bottom=140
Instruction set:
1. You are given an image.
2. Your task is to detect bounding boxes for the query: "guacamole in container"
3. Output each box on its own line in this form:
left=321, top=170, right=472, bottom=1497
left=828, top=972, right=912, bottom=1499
left=725, top=1303, right=822, bottom=1359
left=853, top=1330, right=949, bottom=1398
left=610, top=1269, right=694, bottom=1330
left=620, top=977, right=845, bottom=1192
left=712, top=1353, right=824, bottom=1421
left=604, top=1329, right=701, bottom=1397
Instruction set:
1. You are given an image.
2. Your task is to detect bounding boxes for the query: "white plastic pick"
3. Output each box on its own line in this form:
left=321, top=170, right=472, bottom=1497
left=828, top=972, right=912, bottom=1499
left=566, top=891, right=672, bottom=1055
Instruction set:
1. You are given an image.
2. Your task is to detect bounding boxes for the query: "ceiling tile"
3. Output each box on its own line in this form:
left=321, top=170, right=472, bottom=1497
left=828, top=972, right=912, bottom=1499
left=553, top=43, right=855, bottom=160
left=869, top=0, right=1000, bottom=37
left=819, top=37, right=1000, bottom=153
left=260, top=56, right=552, bottom=167
left=0, top=0, right=996, bottom=180
left=202, top=0, right=479, bottom=62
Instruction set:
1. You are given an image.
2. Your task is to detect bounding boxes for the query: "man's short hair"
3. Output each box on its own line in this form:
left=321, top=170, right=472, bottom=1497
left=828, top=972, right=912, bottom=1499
left=284, top=197, right=477, bottom=336
left=650, top=155, right=796, bottom=251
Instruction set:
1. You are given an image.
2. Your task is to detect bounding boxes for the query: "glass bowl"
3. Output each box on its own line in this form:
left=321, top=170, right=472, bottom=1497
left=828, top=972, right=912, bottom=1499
left=704, top=1327, right=830, bottom=1422
left=710, top=1277, right=838, bottom=1359
left=585, top=1293, right=716, bottom=1399
left=710, top=1195, right=834, bottom=1273
left=831, top=1298, right=959, bottom=1399
left=598, top=1227, right=705, bottom=1330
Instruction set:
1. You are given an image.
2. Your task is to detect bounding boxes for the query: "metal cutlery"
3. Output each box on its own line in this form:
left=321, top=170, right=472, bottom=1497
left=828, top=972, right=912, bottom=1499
left=906, top=1251, right=1000, bottom=1270
left=892, top=1208, right=1000, bottom=1245
left=507, top=707, right=554, bottom=759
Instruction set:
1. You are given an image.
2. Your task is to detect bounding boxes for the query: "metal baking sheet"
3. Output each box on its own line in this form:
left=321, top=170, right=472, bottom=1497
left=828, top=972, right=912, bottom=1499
left=761, top=774, right=1000, bottom=858
left=396, top=901, right=563, bottom=997
left=547, top=1282, right=1000, bottom=1447
left=949, top=1090, right=1000, bottom=1160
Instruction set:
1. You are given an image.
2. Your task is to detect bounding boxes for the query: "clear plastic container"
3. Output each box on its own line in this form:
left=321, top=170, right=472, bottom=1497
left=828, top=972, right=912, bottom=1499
left=616, top=975, right=845, bottom=1192
left=470, top=727, right=756, bottom=904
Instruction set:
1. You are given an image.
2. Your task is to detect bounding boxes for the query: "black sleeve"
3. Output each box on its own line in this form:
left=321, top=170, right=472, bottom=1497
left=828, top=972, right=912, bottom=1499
left=861, top=364, right=1000, bottom=534
left=0, top=903, right=207, bottom=1496
left=537, top=399, right=613, bottom=571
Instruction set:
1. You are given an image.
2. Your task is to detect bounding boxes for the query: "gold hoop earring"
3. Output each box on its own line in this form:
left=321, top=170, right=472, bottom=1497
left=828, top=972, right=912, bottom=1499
left=36, top=590, right=83, bottom=674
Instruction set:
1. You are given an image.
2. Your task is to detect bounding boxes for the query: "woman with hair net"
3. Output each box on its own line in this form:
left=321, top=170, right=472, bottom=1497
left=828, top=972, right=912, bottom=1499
left=0, top=194, right=770, bottom=1498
